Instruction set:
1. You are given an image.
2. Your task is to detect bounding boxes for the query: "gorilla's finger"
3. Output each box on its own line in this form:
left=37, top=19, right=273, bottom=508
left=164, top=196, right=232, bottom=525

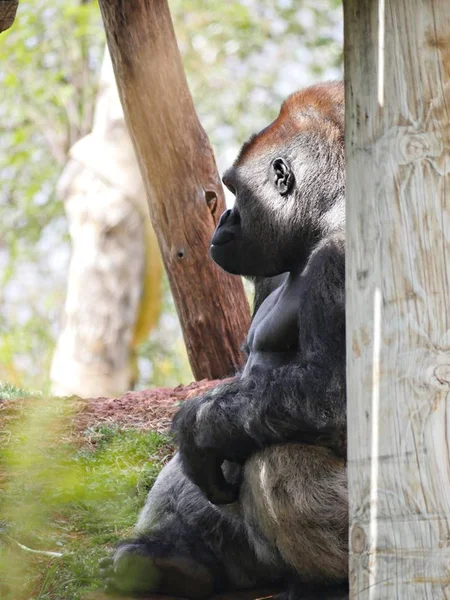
left=203, top=463, right=240, bottom=505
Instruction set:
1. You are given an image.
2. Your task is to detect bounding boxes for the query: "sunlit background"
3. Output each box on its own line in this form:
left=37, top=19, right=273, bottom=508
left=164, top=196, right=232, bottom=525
left=0, top=0, right=343, bottom=396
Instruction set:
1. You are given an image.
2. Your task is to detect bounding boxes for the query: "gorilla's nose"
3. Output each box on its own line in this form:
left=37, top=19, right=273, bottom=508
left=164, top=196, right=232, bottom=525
left=212, top=208, right=239, bottom=247
left=217, top=208, right=240, bottom=228
left=218, top=209, right=232, bottom=228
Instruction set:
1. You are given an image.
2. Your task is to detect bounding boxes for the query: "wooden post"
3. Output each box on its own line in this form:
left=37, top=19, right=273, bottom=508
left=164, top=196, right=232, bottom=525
left=0, top=0, right=18, bottom=32
left=98, top=0, right=250, bottom=381
left=345, top=0, right=450, bottom=597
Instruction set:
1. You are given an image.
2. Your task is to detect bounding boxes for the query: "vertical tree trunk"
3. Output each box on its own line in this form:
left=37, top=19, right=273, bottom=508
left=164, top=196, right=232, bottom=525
left=51, top=51, right=163, bottom=398
left=98, top=0, right=251, bottom=382
left=345, top=0, right=450, bottom=597
left=0, top=0, right=18, bottom=33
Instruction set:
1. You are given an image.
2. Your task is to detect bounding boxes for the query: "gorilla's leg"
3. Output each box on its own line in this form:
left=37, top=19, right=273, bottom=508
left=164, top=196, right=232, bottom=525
left=101, top=454, right=284, bottom=597
left=100, top=519, right=216, bottom=598
left=100, top=456, right=223, bottom=597
left=240, top=443, right=348, bottom=594
left=101, top=444, right=347, bottom=598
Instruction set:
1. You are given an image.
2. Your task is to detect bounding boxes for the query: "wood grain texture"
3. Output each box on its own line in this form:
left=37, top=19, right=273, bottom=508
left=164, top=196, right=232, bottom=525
left=345, top=0, right=450, bottom=597
left=98, top=0, right=250, bottom=381
left=0, top=0, right=18, bottom=32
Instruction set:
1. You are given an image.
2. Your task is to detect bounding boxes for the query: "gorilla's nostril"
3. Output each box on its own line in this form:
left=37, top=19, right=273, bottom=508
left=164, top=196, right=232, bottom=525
left=217, top=209, right=232, bottom=228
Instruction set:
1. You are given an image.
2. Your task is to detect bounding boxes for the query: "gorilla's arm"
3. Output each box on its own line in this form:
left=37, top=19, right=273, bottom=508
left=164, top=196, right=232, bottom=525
left=174, top=236, right=346, bottom=504
left=174, top=363, right=345, bottom=503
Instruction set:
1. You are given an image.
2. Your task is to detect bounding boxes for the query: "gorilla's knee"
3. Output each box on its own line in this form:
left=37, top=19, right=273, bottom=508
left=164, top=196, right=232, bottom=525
left=241, top=443, right=348, bottom=582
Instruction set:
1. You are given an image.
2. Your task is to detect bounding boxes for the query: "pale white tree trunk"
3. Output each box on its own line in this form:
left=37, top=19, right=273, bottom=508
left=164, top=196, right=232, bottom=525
left=345, top=0, right=450, bottom=597
left=51, top=50, right=161, bottom=398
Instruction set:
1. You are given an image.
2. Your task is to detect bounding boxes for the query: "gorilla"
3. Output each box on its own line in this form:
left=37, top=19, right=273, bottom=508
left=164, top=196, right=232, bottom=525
left=100, top=81, right=348, bottom=600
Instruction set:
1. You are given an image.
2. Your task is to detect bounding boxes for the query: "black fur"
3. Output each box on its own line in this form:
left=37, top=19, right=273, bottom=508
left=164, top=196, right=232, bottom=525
left=174, top=233, right=346, bottom=504
left=101, top=81, right=348, bottom=599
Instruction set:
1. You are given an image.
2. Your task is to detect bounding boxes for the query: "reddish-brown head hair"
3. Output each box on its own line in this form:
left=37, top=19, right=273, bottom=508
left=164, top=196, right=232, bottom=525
left=235, top=81, right=344, bottom=166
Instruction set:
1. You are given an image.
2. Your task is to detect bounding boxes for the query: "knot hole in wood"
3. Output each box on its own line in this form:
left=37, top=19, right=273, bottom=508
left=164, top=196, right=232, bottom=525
left=205, top=190, right=218, bottom=217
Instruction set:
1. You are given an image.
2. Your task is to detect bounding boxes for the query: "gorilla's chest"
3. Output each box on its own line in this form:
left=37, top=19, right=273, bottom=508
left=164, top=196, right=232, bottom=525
left=248, top=279, right=302, bottom=354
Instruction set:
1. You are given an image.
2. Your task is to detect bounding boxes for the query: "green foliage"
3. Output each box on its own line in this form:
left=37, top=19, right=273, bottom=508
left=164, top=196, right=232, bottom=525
left=172, top=0, right=343, bottom=162
left=0, top=381, right=38, bottom=400
left=0, top=0, right=104, bottom=390
left=0, top=391, right=171, bottom=599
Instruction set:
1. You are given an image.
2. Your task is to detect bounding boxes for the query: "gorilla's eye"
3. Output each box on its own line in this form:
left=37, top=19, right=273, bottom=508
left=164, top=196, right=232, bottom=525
left=271, top=157, right=294, bottom=196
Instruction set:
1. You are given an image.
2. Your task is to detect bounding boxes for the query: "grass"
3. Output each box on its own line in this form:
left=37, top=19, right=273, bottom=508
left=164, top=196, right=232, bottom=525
left=0, top=386, right=172, bottom=600
left=0, top=381, right=39, bottom=401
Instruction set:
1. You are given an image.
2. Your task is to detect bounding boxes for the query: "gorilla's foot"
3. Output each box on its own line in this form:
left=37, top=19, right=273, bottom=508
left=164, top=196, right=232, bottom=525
left=99, top=540, right=214, bottom=598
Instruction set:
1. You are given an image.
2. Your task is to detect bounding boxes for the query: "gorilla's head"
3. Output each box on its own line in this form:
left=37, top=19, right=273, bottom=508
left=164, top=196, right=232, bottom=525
left=211, top=82, right=345, bottom=277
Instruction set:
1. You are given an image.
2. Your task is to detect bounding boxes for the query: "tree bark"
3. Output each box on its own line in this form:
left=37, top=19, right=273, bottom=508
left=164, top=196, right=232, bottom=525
left=0, top=0, right=18, bottom=33
left=345, top=0, right=450, bottom=597
left=51, top=51, right=163, bottom=398
left=98, top=0, right=251, bottom=381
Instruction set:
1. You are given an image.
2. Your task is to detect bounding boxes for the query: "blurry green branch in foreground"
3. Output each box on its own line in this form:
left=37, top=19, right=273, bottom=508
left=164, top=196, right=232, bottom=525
left=0, top=385, right=170, bottom=599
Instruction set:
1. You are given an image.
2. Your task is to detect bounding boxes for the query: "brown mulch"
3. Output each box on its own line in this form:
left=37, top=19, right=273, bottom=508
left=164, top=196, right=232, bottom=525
left=0, top=379, right=230, bottom=443
left=75, top=378, right=227, bottom=436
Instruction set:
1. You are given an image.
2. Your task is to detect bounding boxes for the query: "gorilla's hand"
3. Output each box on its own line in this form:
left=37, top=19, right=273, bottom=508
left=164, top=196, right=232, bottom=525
left=173, top=366, right=346, bottom=505
left=172, top=381, right=258, bottom=505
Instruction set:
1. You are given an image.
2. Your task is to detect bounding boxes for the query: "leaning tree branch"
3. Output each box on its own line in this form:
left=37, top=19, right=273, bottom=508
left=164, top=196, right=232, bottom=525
left=98, top=0, right=250, bottom=380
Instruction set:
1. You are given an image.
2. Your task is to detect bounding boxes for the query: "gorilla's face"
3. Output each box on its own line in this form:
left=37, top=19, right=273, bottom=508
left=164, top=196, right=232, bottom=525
left=210, top=93, right=345, bottom=278
left=210, top=155, right=307, bottom=277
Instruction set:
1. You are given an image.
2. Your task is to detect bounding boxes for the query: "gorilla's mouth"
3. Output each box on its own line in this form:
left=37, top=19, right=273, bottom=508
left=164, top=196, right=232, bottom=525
left=210, top=231, right=235, bottom=246
left=210, top=241, right=236, bottom=270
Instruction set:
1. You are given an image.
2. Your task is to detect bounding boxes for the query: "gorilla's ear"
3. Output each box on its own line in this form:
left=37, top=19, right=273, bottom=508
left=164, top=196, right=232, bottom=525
left=271, top=157, right=294, bottom=196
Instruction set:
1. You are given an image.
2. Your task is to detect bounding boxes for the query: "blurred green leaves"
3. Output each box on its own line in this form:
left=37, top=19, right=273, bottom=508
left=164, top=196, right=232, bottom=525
left=0, top=392, right=171, bottom=599
left=0, top=0, right=105, bottom=390
left=171, top=0, right=343, bottom=162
